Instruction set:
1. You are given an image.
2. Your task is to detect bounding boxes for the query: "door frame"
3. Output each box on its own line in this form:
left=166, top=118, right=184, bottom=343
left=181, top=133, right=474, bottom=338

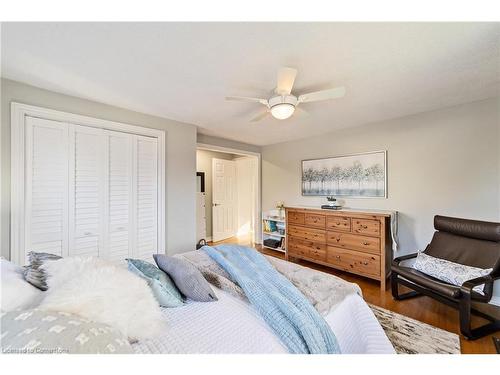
left=197, top=142, right=261, bottom=245
left=10, top=102, right=166, bottom=265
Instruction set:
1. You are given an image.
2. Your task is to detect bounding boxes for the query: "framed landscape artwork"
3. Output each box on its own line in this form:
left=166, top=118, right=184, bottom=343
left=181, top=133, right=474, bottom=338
left=301, top=151, right=387, bottom=198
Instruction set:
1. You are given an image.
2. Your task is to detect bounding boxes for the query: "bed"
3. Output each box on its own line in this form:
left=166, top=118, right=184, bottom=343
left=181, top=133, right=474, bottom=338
left=133, top=249, right=395, bottom=354
left=1, top=247, right=395, bottom=354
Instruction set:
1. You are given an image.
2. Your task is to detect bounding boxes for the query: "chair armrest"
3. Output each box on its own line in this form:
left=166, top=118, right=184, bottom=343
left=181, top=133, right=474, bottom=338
left=460, top=274, right=498, bottom=300
left=392, top=252, right=418, bottom=267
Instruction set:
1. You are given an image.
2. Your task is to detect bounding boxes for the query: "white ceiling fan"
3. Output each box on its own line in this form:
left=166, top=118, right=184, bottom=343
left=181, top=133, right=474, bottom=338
left=226, top=67, right=345, bottom=122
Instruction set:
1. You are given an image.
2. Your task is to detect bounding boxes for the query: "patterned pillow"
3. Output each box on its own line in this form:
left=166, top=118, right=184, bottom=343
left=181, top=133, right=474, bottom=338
left=126, top=259, right=184, bottom=307
left=412, top=252, right=492, bottom=294
left=153, top=254, right=217, bottom=302
left=23, top=252, right=62, bottom=291
left=1, top=309, right=132, bottom=354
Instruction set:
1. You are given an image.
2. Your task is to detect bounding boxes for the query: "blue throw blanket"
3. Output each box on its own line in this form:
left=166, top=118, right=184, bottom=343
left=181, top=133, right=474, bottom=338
left=202, top=244, right=341, bottom=354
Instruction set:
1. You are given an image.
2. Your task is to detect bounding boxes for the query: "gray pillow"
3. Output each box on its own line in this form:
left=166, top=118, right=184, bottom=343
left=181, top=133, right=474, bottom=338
left=1, top=309, right=133, bottom=354
left=153, top=254, right=217, bottom=302
left=24, top=252, right=62, bottom=291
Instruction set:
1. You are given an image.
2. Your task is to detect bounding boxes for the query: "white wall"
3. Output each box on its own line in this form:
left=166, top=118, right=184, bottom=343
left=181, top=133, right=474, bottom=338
left=262, top=98, right=500, bottom=298
left=1, top=78, right=197, bottom=258
left=196, top=149, right=236, bottom=239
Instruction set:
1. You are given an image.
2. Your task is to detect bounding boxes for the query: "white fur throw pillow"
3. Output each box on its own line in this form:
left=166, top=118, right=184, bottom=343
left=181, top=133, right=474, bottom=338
left=1, top=258, right=43, bottom=312
left=38, top=256, right=165, bottom=341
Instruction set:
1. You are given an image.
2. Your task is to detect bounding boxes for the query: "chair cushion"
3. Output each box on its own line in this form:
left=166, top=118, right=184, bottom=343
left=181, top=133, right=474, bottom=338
left=425, top=231, right=500, bottom=269
left=434, top=215, right=500, bottom=242
left=392, top=264, right=491, bottom=302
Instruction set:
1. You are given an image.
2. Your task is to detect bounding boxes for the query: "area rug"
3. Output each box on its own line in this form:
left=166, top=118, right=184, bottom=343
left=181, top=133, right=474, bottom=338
left=369, top=304, right=461, bottom=354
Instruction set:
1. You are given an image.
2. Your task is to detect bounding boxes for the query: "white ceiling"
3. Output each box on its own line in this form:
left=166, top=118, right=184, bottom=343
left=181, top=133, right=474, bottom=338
left=2, top=23, right=499, bottom=146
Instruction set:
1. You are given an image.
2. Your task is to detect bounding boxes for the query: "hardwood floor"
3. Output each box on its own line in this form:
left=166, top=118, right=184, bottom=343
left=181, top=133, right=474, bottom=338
left=209, top=236, right=499, bottom=354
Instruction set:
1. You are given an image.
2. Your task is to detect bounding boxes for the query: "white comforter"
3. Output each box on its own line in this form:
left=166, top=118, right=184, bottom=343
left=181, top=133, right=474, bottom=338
left=133, top=288, right=395, bottom=354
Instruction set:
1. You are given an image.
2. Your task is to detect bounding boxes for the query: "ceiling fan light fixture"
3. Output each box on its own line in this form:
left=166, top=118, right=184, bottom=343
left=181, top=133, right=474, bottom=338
left=270, top=103, right=295, bottom=120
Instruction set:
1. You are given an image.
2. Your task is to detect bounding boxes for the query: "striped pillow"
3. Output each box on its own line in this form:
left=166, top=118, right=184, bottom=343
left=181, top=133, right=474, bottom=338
left=24, top=251, right=62, bottom=291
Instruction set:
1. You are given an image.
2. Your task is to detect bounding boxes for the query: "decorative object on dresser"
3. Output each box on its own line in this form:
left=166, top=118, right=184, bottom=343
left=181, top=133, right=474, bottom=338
left=391, top=215, right=500, bottom=340
left=321, top=196, right=343, bottom=210
left=285, top=206, right=393, bottom=290
left=262, top=210, right=286, bottom=252
left=301, top=151, right=386, bottom=198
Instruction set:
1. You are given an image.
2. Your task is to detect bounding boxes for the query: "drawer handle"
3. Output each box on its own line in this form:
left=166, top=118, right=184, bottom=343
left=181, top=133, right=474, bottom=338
left=336, top=238, right=340, bottom=242
left=335, top=255, right=340, bottom=259
left=363, top=261, right=369, bottom=265
left=336, top=222, right=340, bottom=225
left=363, top=242, right=370, bottom=246
left=361, top=225, right=368, bottom=229
left=84, top=231, right=93, bottom=236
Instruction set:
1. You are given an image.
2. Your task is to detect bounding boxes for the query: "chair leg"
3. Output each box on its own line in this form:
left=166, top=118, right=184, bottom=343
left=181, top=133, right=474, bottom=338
left=391, top=273, right=422, bottom=301
left=459, top=297, right=500, bottom=340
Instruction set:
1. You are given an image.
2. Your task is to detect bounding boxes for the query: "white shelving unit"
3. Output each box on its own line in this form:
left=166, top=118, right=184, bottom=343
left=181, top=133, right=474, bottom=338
left=262, top=210, right=286, bottom=253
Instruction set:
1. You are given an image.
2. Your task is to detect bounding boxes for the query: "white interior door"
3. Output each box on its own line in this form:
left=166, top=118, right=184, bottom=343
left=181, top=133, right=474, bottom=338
left=68, top=125, right=105, bottom=258
left=105, top=130, right=133, bottom=261
left=25, top=116, right=69, bottom=259
left=134, top=135, right=159, bottom=261
left=212, top=158, right=237, bottom=242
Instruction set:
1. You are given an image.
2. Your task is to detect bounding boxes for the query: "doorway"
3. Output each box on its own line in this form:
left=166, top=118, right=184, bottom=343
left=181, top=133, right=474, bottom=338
left=196, top=144, right=260, bottom=245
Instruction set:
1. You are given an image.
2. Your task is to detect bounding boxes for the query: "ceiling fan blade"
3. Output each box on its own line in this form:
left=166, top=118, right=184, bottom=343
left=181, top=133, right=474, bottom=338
left=298, top=86, right=346, bottom=103
left=275, top=67, right=298, bottom=95
left=226, top=96, right=268, bottom=106
left=250, top=111, right=270, bottom=122
left=294, top=106, right=309, bottom=118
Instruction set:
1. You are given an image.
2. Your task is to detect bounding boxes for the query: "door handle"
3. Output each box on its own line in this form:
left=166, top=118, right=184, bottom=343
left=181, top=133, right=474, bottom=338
left=213, top=203, right=220, bottom=207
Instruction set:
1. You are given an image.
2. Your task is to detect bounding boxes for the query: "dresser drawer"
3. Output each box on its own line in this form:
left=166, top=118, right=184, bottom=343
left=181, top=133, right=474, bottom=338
left=288, top=225, right=326, bottom=242
left=326, top=231, right=380, bottom=254
left=287, top=237, right=310, bottom=258
left=287, top=211, right=305, bottom=225
left=326, top=215, right=351, bottom=232
left=352, top=218, right=380, bottom=236
left=327, top=246, right=380, bottom=277
left=288, top=237, right=326, bottom=261
left=305, top=213, right=326, bottom=229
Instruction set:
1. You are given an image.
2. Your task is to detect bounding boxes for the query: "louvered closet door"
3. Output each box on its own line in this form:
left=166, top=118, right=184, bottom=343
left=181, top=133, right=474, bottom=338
left=68, top=125, right=105, bottom=257
left=105, top=131, right=133, bottom=261
left=134, top=136, right=159, bottom=261
left=25, top=117, right=69, bottom=258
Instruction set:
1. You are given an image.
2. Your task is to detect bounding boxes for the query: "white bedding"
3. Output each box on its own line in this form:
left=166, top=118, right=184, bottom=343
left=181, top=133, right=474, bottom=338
left=133, top=288, right=395, bottom=354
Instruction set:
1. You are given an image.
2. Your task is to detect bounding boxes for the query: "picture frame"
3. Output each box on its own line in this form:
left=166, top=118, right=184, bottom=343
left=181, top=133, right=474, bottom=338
left=301, top=150, right=387, bottom=198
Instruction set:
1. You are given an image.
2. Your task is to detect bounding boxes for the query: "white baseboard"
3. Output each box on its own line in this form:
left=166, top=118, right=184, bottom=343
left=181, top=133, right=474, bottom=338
left=489, top=296, right=500, bottom=306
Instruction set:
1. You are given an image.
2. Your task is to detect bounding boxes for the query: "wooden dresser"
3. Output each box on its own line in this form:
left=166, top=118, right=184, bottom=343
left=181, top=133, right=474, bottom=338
left=285, top=207, right=393, bottom=290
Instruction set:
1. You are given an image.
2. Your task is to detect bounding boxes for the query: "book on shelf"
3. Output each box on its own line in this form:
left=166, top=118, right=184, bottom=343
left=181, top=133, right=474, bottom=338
left=263, top=219, right=279, bottom=233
